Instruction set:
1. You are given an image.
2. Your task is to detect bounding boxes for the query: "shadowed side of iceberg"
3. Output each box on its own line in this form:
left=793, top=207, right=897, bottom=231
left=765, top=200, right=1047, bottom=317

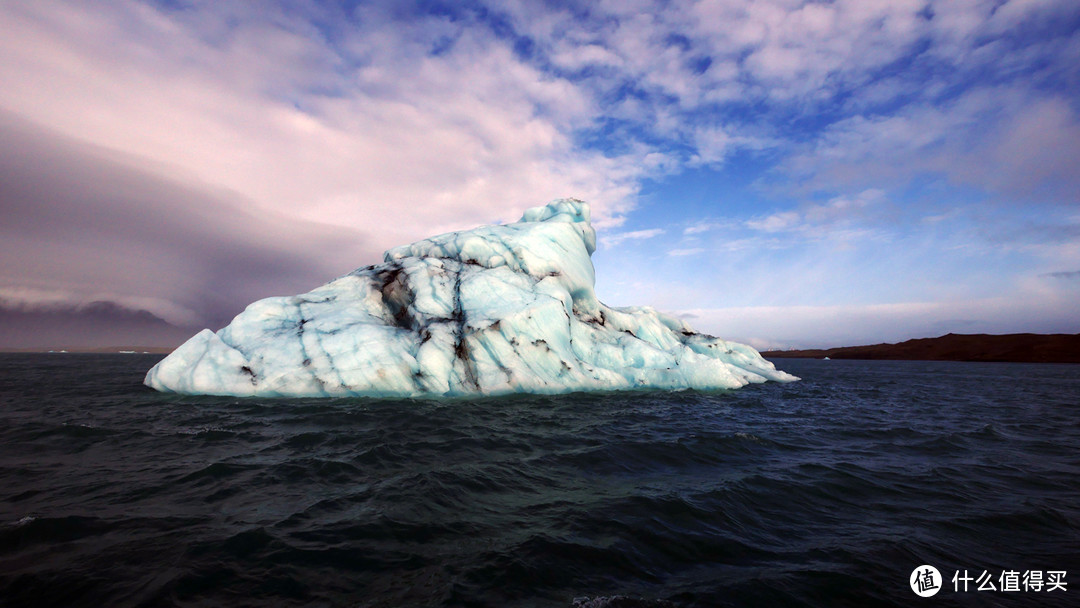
left=145, top=199, right=797, bottom=397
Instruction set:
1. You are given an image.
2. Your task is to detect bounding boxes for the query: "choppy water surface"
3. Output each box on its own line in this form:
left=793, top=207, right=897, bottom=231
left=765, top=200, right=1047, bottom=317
left=1, top=354, right=1078, bottom=607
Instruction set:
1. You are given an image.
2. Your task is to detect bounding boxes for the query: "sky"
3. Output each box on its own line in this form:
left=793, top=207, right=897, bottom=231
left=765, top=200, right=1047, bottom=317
left=1, top=0, right=1078, bottom=350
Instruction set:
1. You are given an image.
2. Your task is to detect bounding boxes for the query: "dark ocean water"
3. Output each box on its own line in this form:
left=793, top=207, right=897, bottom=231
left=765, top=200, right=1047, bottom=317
left=0, top=355, right=1077, bottom=607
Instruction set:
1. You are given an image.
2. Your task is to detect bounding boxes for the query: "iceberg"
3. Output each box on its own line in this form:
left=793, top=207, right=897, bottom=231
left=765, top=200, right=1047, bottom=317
left=145, top=199, right=797, bottom=397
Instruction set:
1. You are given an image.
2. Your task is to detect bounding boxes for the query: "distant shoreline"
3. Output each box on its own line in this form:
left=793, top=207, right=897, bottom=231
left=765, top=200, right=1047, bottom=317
left=761, top=333, right=1080, bottom=364
left=5, top=333, right=1080, bottom=364
left=0, top=346, right=174, bottom=354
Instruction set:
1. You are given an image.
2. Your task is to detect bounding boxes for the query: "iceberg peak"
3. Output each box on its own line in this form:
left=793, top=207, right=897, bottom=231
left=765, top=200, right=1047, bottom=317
left=146, top=198, right=797, bottom=397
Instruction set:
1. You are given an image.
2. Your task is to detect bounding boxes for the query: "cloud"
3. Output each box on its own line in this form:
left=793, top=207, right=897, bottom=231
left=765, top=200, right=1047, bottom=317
left=599, top=228, right=665, bottom=248
left=745, top=211, right=801, bottom=233
left=683, top=219, right=737, bottom=235
left=740, top=190, right=888, bottom=246
left=792, top=87, right=1080, bottom=204
left=5, top=1, right=1077, bottom=233
left=508, top=0, right=1080, bottom=198
left=689, top=125, right=777, bottom=166
left=667, top=247, right=705, bottom=257
left=694, top=0, right=930, bottom=101
left=0, top=111, right=363, bottom=327
left=1042, top=270, right=1080, bottom=279
left=0, top=286, right=197, bottom=328
left=0, top=1, right=658, bottom=248
left=0, top=0, right=675, bottom=336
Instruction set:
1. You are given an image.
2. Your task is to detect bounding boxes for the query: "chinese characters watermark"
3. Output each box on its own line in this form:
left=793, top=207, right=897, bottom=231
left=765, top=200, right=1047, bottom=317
left=911, top=565, right=1067, bottom=597
left=952, top=569, right=1067, bottom=593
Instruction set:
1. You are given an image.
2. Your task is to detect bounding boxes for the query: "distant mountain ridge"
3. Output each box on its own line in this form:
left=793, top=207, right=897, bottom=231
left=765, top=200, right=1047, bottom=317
left=761, top=333, right=1080, bottom=364
left=0, top=300, right=194, bottom=351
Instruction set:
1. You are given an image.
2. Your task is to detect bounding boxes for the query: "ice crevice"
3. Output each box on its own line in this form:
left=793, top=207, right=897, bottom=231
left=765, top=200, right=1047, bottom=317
left=145, top=198, right=798, bottom=397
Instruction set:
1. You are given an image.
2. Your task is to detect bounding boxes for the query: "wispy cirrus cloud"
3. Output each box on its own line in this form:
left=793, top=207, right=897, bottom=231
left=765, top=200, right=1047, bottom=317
left=667, top=247, right=705, bottom=257
left=743, top=189, right=888, bottom=239
left=599, top=228, right=665, bottom=249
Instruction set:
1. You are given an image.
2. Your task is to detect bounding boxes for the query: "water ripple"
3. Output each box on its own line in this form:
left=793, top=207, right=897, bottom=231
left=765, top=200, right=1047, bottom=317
left=0, top=355, right=1077, bottom=607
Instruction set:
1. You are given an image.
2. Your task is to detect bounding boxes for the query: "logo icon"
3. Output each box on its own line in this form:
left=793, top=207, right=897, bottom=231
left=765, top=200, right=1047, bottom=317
left=911, top=565, right=942, bottom=597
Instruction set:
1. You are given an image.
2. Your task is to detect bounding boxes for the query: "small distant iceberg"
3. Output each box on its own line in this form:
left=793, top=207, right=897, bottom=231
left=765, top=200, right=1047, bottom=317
left=146, top=199, right=797, bottom=397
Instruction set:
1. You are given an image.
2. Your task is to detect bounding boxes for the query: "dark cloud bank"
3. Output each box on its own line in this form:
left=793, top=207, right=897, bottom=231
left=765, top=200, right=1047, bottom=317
left=0, top=111, right=370, bottom=349
left=0, top=302, right=191, bottom=351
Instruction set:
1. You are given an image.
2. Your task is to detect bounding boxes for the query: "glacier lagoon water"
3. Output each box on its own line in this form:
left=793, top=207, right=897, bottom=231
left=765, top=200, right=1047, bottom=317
left=2, top=354, right=1079, bottom=607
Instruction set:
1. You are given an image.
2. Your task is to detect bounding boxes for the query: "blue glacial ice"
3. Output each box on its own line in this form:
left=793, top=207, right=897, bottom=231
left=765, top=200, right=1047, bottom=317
left=145, top=199, right=797, bottom=397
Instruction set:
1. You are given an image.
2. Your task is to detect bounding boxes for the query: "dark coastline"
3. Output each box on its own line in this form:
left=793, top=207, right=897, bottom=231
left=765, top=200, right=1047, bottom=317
left=762, top=332, right=1080, bottom=364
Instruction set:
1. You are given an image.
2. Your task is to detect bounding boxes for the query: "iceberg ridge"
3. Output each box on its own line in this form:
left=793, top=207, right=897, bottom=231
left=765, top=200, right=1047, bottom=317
left=145, top=199, right=797, bottom=397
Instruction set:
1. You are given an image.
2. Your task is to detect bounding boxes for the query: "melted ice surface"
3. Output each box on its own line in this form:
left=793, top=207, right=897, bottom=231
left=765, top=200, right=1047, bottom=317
left=145, top=199, right=797, bottom=397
